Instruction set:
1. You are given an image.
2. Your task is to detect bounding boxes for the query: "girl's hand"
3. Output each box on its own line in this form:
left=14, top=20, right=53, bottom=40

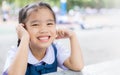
left=16, top=23, right=29, bottom=40
left=56, top=28, right=75, bottom=39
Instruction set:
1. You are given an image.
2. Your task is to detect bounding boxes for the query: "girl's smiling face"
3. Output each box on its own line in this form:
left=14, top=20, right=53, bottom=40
left=25, top=8, right=56, bottom=49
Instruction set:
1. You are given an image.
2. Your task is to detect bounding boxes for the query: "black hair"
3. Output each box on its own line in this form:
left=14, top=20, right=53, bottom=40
left=17, top=2, right=56, bottom=46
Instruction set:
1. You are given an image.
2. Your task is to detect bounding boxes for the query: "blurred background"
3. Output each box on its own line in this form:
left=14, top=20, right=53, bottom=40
left=0, top=0, right=120, bottom=74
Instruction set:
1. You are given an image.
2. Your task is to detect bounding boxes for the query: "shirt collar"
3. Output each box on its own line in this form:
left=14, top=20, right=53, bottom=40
left=28, top=45, right=55, bottom=65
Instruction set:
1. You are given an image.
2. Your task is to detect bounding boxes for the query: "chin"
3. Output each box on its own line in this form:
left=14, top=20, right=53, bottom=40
left=38, top=42, right=52, bottom=48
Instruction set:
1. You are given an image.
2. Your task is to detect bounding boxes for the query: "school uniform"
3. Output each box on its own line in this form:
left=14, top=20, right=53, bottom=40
left=3, top=42, right=70, bottom=75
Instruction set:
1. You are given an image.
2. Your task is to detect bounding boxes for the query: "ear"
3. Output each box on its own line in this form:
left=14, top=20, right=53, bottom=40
left=23, top=23, right=27, bottom=29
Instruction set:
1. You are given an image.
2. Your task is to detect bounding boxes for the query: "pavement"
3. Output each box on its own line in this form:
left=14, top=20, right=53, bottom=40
left=82, top=59, right=120, bottom=75
left=0, top=17, right=120, bottom=75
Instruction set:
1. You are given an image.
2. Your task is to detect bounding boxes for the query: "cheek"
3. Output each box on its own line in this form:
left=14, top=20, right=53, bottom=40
left=26, top=26, right=38, bottom=39
left=51, top=29, right=56, bottom=36
left=27, top=29, right=37, bottom=38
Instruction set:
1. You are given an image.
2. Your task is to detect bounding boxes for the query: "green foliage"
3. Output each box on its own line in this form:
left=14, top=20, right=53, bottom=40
left=0, top=0, right=120, bottom=10
left=67, top=0, right=105, bottom=10
left=43, top=0, right=60, bottom=7
left=14, top=0, right=37, bottom=7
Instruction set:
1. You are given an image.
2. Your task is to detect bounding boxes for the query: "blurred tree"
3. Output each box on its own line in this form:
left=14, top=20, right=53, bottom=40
left=14, top=0, right=38, bottom=7
left=6, top=0, right=60, bottom=7
left=43, top=0, right=60, bottom=7
left=0, top=0, right=120, bottom=10
left=103, top=0, right=120, bottom=8
left=67, top=0, right=83, bottom=11
left=67, top=0, right=105, bottom=10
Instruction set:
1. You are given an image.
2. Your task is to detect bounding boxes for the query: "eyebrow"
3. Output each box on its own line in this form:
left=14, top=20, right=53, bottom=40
left=46, top=19, right=55, bottom=22
left=30, top=20, right=39, bottom=24
left=30, top=19, right=55, bottom=24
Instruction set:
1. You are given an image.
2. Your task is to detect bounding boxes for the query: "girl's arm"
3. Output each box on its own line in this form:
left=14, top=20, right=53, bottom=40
left=56, top=29, right=84, bottom=71
left=8, top=24, right=29, bottom=75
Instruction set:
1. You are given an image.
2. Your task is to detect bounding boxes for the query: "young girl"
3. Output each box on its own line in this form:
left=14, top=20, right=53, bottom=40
left=3, top=2, right=84, bottom=75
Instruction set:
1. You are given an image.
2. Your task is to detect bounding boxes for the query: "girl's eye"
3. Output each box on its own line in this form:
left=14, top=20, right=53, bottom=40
left=31, top=24, right=39, bottom=26
left=47, top=23, right=54, bottom=26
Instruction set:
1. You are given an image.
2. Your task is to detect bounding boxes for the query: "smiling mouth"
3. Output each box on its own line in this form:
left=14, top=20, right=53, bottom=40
left=37, top=36, right=50, bottom=42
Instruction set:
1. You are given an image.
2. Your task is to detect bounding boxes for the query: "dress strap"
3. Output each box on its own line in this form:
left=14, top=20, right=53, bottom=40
left=52, top=43, right=57, bottom=57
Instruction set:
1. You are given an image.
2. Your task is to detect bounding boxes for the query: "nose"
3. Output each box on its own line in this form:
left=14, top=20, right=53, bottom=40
left=39, top=24, right=48, bottom=34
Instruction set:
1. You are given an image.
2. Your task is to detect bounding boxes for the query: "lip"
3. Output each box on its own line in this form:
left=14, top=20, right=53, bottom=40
left=37, top=36, right=50, bottom=42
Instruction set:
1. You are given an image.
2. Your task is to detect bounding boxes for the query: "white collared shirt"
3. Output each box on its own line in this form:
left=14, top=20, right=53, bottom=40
left=3, top=42, right=70, bottom=72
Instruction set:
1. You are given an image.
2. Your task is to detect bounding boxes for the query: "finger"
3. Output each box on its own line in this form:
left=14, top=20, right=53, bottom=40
left=60, top=29, right=64, bottom=36
left=61, top=29, right=64, bottom=36
left=19, top=23, right=24, bottom=26
left=58, top=29, right=63, bottom=37
left=16, top=24, right=24, bottom=38
left=56, top=29, right=62, bottom=39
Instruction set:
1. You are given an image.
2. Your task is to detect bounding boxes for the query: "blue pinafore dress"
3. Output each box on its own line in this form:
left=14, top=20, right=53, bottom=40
left=25, top=44, right=57, bottom=75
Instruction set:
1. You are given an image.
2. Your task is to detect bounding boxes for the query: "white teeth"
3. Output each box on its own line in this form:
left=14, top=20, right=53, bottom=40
left=39, top=37, right=49, bottom=40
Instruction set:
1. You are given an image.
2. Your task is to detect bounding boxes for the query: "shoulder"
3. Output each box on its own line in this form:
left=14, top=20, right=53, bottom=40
left=52, top=41, right=70, bottom=56
left=53, top=41, right=70, bottom=70
left=53, top=41, right=65, bottom=50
